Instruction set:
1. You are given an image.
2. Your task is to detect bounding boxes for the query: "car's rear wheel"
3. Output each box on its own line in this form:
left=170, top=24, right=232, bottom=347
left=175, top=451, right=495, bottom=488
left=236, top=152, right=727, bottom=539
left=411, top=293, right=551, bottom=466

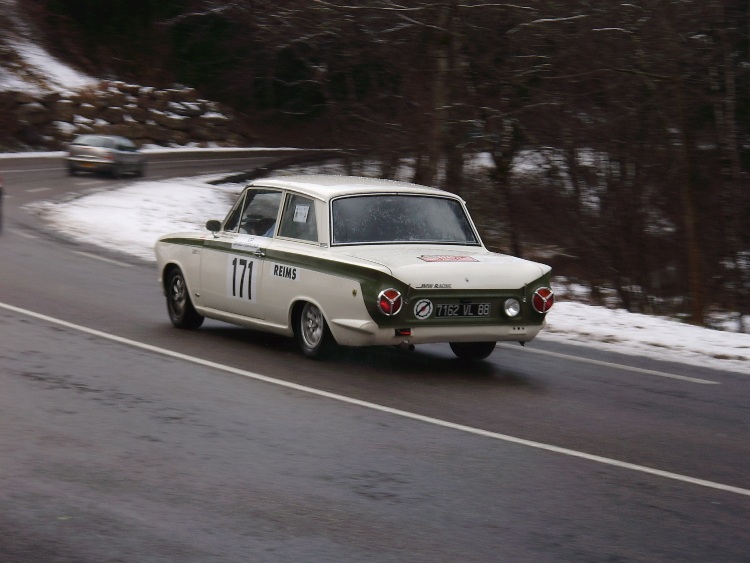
left=296, top=301, right=335, bottom=359
left=449, top=341, right=496, bottom=361
left=166, top=268, right=204, bottom=329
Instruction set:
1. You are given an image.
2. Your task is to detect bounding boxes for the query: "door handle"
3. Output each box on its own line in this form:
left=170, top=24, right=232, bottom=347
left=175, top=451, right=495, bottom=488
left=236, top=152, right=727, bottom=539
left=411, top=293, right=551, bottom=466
left=254, top=248, right=266, bottom=257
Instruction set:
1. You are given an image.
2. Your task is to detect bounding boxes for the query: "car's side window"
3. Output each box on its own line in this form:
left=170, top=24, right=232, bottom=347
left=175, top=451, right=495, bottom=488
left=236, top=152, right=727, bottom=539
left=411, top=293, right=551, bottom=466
left=237, top=190, right=282, bottom=236
left=223, top=193, right=246, bottom=232
left=278, top=194, right=318, bottom=242
left=118, top=139, right=136, bottom=151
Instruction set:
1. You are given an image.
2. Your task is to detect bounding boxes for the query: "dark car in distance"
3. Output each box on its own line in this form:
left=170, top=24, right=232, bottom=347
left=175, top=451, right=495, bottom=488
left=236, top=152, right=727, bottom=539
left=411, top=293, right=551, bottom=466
left=66, top=134, right=145, bottom=178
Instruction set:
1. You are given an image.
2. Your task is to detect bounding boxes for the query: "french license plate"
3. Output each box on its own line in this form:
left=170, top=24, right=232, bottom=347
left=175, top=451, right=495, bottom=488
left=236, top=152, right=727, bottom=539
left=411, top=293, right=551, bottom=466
left=435, top=303, right=491, bottom=318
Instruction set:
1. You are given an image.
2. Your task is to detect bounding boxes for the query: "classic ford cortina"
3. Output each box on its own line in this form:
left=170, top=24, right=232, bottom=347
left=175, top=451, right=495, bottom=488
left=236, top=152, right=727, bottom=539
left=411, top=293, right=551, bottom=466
left=155, top=175, right=554, bottom=360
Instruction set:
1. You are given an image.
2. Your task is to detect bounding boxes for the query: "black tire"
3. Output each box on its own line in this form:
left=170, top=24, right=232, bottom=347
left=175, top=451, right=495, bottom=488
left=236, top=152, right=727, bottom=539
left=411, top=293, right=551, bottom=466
left=165, top=268, right=204, bottom=329
left=112, top=164, right=122, bottom=179
left=295, top=301, right=336, bottom=359
left=449, top=341, right=496, bottom=361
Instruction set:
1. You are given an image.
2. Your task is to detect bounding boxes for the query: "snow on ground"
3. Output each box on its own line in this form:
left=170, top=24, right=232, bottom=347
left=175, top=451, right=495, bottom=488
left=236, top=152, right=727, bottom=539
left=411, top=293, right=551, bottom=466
left=3, top=36, right=95, bottom=93
left=29, top=175, right=242, bottom=261
left=0, top=0, right=97, bottom=94
left=23, top=170, right=750, bottom=375
left=542, top=302, right=748, bottom=373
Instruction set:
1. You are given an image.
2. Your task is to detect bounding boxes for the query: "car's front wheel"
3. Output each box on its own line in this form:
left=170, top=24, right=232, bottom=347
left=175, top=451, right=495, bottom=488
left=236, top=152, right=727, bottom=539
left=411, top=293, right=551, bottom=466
left=165, top=268, right=204, bottom=329
left=449, top=341, right=496, bottom=361
left=296, top=301, right=335, bottom=359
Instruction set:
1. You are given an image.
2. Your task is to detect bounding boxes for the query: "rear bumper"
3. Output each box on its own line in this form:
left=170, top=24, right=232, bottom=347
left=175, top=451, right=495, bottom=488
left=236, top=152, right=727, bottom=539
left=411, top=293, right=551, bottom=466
left=329, top=318, right=545, bottom=347
left=67, top=157, right=114, bottom=172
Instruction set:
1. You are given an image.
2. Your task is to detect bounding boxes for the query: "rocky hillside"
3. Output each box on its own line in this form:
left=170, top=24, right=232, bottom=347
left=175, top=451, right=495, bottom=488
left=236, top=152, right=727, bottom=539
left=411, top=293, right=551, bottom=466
left=0, top=0, right=252, bottom=150
left=1, top=81, right=253, bottom=150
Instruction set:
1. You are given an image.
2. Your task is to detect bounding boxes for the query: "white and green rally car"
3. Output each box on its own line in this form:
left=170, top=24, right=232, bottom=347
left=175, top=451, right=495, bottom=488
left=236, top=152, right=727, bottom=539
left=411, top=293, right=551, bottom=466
left=155, top=175, right=554, bottom=360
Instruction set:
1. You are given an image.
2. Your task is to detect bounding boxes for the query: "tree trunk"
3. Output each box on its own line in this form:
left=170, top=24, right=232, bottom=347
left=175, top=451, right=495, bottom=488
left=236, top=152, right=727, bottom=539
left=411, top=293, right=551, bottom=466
left=666, top=1, right=705, bottom=325
left=712, top=0, right=748, bottom=332
left=490, top=118, right=522, bottom=258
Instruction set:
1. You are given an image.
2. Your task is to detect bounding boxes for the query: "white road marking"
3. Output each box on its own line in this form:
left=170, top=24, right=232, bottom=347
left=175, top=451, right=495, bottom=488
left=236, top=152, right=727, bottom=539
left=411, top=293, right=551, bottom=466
left=26, top=187, right=51, bottom=193
left=1, top=167, right=63, bottom=173
left=498, top=343, right=720, bottom=385
left=156, top=157, right=254, bottom=164
left=70, top=250, right=133, bottom=267
left=9, top=221, right=130, bottom=266
left=14, top=230, right=39, bottom=239
left=1, top=300, right=747, bottom=498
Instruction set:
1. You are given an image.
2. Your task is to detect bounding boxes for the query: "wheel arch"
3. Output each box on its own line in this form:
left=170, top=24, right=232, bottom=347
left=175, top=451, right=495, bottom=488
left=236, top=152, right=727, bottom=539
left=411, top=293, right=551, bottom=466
left=289, top=297, right=330, bottom=338
left=290, top=300, right=305, bottom=336
left=159, top=261, right=193, bottom=297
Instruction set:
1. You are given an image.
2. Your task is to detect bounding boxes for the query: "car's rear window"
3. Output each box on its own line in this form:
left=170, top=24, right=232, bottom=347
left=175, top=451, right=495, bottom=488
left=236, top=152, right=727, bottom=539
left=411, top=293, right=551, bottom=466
left=331, top=194, right=479, bottom=245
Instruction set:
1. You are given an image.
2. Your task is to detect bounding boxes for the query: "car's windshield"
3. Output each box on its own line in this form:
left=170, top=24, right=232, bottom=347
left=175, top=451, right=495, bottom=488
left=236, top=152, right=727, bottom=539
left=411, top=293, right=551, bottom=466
left=72, top=135, right=108, bottom=147
left=331, top=194, right=479, bottom=245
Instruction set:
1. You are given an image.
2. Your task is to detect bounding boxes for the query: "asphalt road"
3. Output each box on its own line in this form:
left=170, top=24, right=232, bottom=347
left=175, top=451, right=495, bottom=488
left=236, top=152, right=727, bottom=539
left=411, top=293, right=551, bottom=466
left=1, top=153, right=748, bottom=562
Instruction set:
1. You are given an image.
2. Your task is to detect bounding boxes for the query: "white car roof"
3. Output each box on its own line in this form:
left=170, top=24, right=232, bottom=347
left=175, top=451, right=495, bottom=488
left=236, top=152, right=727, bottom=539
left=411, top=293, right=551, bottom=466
left=248, top=175, right=457, bottom=202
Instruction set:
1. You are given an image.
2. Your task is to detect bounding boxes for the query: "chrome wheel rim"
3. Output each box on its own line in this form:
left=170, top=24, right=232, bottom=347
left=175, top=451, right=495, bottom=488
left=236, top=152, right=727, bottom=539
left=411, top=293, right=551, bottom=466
left=170, top=275, right=187, bottom=316
left=301, top=303, right=323, bottom=349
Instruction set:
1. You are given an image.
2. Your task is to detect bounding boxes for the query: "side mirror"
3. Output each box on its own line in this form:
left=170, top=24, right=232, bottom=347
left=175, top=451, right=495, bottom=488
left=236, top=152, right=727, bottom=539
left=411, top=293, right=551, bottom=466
left=206, top=220, right=221, bottom=233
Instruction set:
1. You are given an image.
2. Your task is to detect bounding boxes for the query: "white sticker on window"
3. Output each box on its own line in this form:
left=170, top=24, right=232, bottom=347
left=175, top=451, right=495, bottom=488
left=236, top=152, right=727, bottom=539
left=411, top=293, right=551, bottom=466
left=293, top=205, right=309, bottom=223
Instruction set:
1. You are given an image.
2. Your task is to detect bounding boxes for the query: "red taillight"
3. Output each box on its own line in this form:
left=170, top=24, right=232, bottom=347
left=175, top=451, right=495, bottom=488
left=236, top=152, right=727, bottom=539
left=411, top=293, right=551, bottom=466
left=532, top=287, right=554, bottom=313
left=377, top=288, right=403, bottom=316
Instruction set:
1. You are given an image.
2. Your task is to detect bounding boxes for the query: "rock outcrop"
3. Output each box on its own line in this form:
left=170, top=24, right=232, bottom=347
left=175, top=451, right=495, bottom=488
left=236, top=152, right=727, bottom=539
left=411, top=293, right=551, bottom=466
left=0, top=81, right=253, bottom=150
